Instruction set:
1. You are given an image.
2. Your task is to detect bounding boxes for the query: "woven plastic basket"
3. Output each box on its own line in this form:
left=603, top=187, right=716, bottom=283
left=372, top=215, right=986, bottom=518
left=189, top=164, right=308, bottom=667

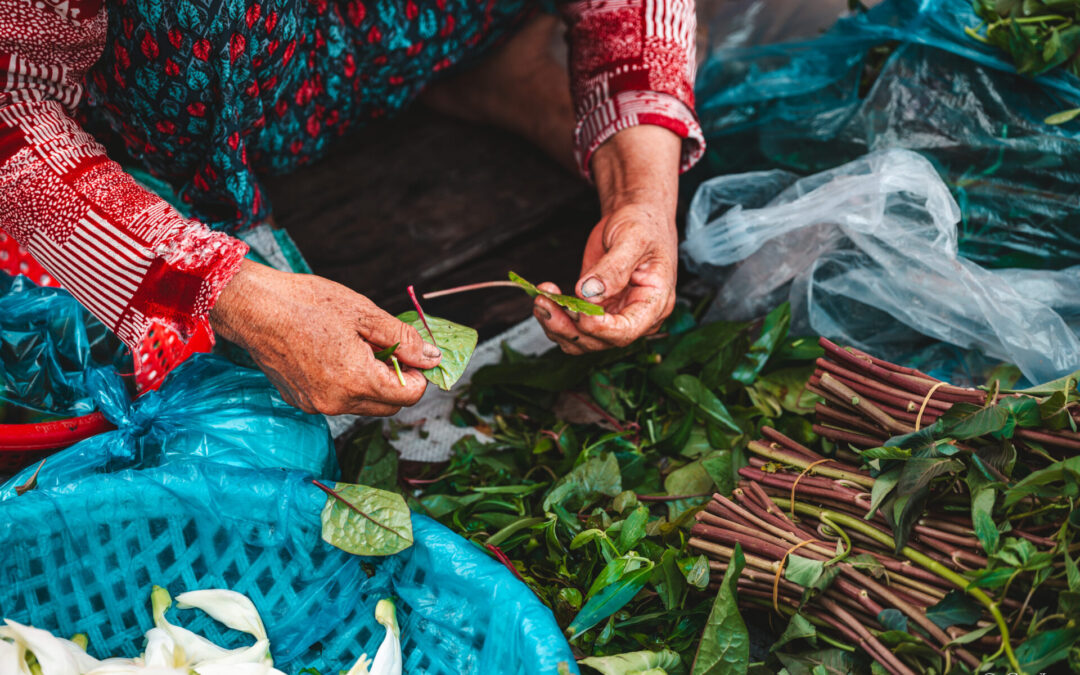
left=0, top=462, right=579, bottom=674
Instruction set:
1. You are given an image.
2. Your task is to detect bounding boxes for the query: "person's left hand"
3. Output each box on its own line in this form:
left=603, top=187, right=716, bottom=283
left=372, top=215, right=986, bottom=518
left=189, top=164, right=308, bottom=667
left=534, top=124, right=682, bottom=353
left=534, top=202, right=677, bottom=353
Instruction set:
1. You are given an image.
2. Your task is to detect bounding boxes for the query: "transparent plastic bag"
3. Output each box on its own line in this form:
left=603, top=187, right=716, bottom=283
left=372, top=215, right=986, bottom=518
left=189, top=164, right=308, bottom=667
left=0, top=353, right=337, bottom=498
left=683, top=149, right=1080, bottom=384
left=695, top=0, right=1080, bottom=270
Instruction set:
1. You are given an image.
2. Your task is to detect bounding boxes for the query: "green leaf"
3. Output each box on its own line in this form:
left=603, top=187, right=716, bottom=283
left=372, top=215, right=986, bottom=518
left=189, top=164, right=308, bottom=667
left=509, top=271, right=604, bottom=316
left=1045, top=107, right=1080, bottom=124
left=318, top=482, right=413, bottom=556
left=941, top=403, right=1011, bottom=440
left=664, top=458, right=716, bottom=497
left=671, top=375, right=742, bottom=433
left=1003, top=455, right=1080, bottom=506
left=397, top=311, right=478, bottom=390
left=680, top=554, right=710, bottom=590
left=691, top=543, right=748, bottom=675
left=865, top=467, right=900, bottom=518
left=651, top=549, right=688, bottom=611
left=372, top=342, right=399, bottom=360
left=732, top=303, right=791, bottom=385
left=578, top=650, right=682, bottom=675
left=544, top=453, right=624, bottom=511
left=701, top=450, right=734, bottom=497
left=568, top=560, right=654, bottom=638
left=784, top=555, right=824, bottom=588
left=926, top=591, right=981, bottom=629
left=1016, top=627, right=1080, bottom=672
left=774, top=648, right=859, bottom=675
left=617, top=507, right=651, bottom=554
left=339, top=423, right=399, bottom=491
left=588, top=555, right=650, bottom=599
left=876, top=608, right=907, bottom=633
left=966, top=567, right=1016, bottom=589
left=966, top=471, right=1000, bottom=554
left=1017, top=368, right=1080, bottom=395
left=771, top=613, right=817, bottom=652
left=859, top=446, right=911, bottom=461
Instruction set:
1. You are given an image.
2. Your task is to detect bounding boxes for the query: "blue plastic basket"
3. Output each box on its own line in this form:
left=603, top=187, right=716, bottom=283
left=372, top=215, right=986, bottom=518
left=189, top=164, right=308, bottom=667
left=0, top=462, right=578, bottom=674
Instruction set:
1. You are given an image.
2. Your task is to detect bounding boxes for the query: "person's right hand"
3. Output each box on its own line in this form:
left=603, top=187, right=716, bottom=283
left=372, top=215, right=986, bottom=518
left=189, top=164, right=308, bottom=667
left=209, top=260, right=441, bottom=416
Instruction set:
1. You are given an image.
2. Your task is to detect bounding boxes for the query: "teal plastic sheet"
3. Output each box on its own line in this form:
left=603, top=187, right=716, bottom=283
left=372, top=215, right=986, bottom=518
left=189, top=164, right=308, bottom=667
left=695, top=0, right=1080, bottom=269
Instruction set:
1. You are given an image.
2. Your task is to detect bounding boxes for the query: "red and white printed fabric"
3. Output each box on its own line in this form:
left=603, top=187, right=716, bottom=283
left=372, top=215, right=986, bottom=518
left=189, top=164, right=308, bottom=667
left=562, top=0, right=704, bottom=179
left=0, top=0, right=248, bottom=355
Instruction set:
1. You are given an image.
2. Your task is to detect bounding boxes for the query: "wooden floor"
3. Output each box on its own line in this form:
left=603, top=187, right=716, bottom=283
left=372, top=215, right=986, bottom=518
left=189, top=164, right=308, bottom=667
left=263, top=108, right=595, bottom=340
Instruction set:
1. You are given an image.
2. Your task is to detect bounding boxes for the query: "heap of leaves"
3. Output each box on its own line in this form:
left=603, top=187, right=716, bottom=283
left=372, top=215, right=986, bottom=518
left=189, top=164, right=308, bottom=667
left=969, top=0, right=1080, bottom=78
left=968, top=0, right=1080, bottom=123
left=339, top=303, right=824, bottom=670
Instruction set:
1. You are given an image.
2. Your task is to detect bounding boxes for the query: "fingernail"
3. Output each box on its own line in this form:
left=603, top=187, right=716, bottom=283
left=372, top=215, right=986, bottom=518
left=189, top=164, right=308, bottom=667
left=535, top=307, right=552, bottom=321
left=423, top=343, right=442, bottom=359
left=581, top=277, right=605, bottom=298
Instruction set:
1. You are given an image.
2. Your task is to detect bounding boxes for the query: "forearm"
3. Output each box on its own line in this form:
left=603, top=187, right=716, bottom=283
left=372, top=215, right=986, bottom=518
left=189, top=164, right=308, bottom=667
left=591, top=125, right=682, bottom=217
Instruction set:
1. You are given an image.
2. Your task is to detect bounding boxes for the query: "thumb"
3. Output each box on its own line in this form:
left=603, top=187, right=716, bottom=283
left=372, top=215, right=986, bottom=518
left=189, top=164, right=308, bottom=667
left=577, top=236, right=641, bottom=302
left=361, top=306, right=442, bottom=370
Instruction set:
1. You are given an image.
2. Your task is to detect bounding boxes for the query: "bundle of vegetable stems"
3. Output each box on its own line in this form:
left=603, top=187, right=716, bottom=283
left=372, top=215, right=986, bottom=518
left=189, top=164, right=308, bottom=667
left=689, top=338, right=1073, bottom=674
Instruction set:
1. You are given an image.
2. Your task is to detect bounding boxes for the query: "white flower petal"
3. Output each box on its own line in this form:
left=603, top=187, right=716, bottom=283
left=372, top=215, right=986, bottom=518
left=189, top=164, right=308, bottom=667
left=141, top=628, right=181, bottom=668
left=0, top=637, right=32, bottom=675
left=369, top=600, right=401, bottom=675
left=193, top=663, right=286, bottom=675
left=344, top=653, right=372, bottom=675
left=2, top=620, right=80, bottom=675
left=175, top=590, right=268, bottom=642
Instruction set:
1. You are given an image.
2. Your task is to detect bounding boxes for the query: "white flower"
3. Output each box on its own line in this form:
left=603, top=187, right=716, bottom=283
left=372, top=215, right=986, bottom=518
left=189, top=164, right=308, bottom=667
left=344, top=599, right=401, bottom=675
left=175, top=590, right=267, bottom=642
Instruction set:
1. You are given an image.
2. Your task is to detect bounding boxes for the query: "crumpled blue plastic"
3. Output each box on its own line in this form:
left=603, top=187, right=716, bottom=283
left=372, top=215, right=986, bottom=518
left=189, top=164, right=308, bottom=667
left=0, top=462, right=579, bottom=675
left=0, top=353, right=338, bottom=498
left=695, top=0, right=1080, bottom=270
left=0, top=274, right=123, bottom=415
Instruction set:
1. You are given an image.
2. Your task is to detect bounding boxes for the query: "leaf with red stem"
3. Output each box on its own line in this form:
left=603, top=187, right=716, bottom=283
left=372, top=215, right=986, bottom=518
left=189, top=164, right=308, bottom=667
left=315, top=479, right=414, bottom=556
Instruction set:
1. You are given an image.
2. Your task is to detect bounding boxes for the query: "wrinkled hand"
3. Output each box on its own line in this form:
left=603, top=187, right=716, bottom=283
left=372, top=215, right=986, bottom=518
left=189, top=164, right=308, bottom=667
left=210, top=260, right=441, bottom=416
left=534, top=203, right=677, bottom=353
left=535, top=124, right=681, bottom=353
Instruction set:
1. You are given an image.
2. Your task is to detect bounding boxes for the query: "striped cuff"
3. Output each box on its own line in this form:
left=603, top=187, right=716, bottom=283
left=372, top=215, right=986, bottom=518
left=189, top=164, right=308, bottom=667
left=574, top=90, right=705, bottom=181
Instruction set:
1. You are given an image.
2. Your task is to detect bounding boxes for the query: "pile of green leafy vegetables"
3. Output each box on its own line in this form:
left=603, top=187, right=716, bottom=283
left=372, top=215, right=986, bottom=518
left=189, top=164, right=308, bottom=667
left=339, top=302, right=825, bottom=670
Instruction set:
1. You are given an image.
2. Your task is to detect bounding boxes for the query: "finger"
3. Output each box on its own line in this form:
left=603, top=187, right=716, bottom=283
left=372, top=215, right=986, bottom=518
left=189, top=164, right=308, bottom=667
left=358, top=304, right=442, bottom=370
left=578, top=294, right=669, bottom=347
left=351, top=401, right=403, bottom=417
left=534, top=296, right=608, bottom=352
left=576, top=235, right=644, bottom=303
left=362, top=361, right=429, bottom=407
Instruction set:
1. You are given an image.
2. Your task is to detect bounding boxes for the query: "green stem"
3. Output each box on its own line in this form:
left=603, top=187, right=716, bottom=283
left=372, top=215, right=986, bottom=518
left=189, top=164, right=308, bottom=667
left=773, top=498, right=1021, bottom=673
left=747, top=441, right=875, bottom=489
left=820, top=513, right=853, bottom=566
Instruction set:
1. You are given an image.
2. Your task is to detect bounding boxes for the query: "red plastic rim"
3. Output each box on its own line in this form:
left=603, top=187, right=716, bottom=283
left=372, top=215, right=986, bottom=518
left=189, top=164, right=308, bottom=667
left=0, top=411, right=114, bottom=452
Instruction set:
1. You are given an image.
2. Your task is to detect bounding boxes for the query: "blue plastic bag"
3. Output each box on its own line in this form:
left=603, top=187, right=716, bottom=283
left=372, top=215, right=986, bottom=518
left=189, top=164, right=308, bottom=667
left=695, top=0, right=1080, bottom=269
left=0, top=461, right=579, bottom=674
left=0, top=353, right=337, bottom=498
left=0, top=274, right=124, bottom=415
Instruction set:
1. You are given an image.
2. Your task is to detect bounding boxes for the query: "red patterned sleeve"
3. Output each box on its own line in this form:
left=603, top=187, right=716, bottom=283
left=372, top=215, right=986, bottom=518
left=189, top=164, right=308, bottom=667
left=0, top=0, right=248, bottom=351
left=560, top=0, right=705, bottom=179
